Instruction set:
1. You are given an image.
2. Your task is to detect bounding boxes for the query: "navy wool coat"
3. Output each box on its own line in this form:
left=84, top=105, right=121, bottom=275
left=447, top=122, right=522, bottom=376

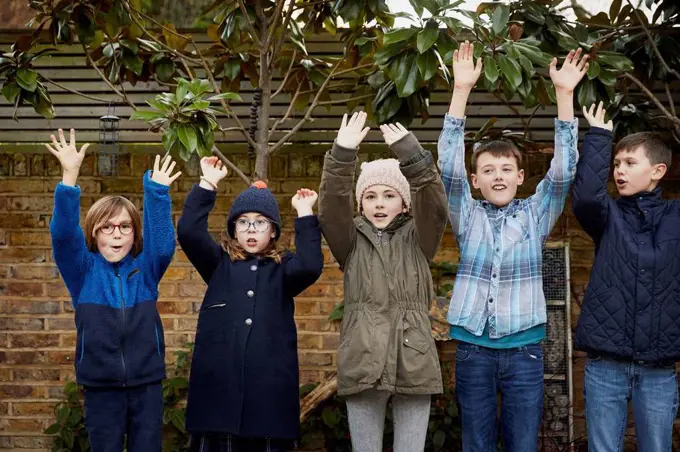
left=177, top=185, right=323, bottom=439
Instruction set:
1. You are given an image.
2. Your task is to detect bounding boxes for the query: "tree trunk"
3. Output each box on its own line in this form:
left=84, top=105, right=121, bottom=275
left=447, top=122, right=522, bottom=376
left=299, top=374, right=338, bottom=422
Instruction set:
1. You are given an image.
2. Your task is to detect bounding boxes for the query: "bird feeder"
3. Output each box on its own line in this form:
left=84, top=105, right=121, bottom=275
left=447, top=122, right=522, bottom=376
left=98, top=113, right=120, bottom=176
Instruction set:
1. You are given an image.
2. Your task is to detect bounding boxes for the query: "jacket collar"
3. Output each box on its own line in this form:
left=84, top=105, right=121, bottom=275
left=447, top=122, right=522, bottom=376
left=618, top=187, right=664, bottom=208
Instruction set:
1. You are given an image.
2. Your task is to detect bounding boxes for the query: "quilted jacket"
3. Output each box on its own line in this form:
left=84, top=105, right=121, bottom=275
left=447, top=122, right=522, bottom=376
left=572, top=127, right=680, bottom=362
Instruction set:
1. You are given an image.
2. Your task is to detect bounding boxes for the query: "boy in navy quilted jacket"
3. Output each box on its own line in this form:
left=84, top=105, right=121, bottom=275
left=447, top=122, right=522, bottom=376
left=572, top=103, right=678, bottom=451
left=47, top=129, right=181, bottom=452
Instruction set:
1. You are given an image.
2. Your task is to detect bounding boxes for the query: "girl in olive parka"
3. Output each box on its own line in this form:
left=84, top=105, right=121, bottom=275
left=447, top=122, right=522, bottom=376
left=318, top=112, right=448, bottom=452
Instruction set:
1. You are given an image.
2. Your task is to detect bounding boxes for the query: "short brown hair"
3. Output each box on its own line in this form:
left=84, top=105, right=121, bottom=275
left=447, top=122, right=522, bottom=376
left=84, top=196, right=142, bottom=256
left=615, top=132, right=672, bottom=168
left=471, top=141, right=522, bottom=172
left=220, top=232, right=284, bottom=264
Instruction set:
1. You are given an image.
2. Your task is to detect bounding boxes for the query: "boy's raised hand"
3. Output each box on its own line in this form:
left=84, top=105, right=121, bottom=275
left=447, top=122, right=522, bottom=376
left=45, top=129, right=89, bottom=185
left=150, top=155, right=182, bottom=186
left=199, top=156, right=228, bottom=190
left=452, top=41, right=482, bottom=90
left=292, top=188, right=318, bottom=217
left=380, top=123, right=410, bottom=146
left=336, top=111, right=370, bottom=149
left=583, top=102, right=613, bottom=131
left=550, top=48, right=589, bottom=93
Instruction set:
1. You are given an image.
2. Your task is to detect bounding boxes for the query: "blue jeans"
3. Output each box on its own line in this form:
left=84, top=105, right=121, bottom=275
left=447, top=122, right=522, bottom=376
left=584, top=356, right=678, bottom=452
left=454, top=342, right=544, bottom=452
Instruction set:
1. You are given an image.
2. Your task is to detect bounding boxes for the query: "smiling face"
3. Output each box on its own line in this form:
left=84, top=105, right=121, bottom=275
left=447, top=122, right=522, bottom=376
left=234, top=212, right=276, bottom=254
left=361, top=184, right=407, bottom=228
left=613, top=145, right=666, bottom=196
left=95, top=209, right=135, bottom=263
left=471, top=152, right=524, bottom=207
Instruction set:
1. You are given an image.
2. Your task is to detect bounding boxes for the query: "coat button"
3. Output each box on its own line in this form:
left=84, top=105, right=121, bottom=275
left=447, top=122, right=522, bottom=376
left=250, top=264, right=257, bottom=271
left=247, top=290, right=254, bottom=297
left=640, top=269, right=645, bottom=274
left=404, top=338, right=409, bottom=343
left=245, top=318, right=252, bottom=326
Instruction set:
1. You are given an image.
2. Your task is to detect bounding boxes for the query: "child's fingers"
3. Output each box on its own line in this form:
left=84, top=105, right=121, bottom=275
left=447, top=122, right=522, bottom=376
left=58, top=129, right=67, bottom=147
left=153, top=155, right=161, bottom=173
left=44, top=143, right=59, bottom=157
left=564, top=49, right=575, bottom=65
left=167, top=160, right=177, bottom=175
left=395, top=122, right=407, bottom=133
left=161, top=155, right=172, bottom=172
left=70, top=129, right=76, bottom=148
left=50, top=134, right=60, bottom=148
left=452, top=49, right=459, bottom=64
left=550, top=57, right=557, bottom=70
left=577, top=54, right=589, bottom=71
left=169, top=171, right=182, bottom=184
left=80, top=143, right=90, bottom=154
left=475, top=57, right=483, bottom=73
left=573, top=48, right=582, bottom=64
left=359, top=126, right=370, bottom=142
left=467, top=41, right=474, bottom=60
left=595, top=101, right=604, bottom=119
left=340, top=113, right=348, bottom=129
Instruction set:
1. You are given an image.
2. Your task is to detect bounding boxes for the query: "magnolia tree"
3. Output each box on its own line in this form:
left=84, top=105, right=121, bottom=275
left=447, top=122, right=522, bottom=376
left=1, top=0, right=678, bottom=183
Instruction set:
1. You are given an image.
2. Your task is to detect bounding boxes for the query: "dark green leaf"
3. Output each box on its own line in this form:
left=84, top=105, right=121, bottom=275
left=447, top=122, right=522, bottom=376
left=517, top=55, right=535, bottom=77
left=16, top=68, right=38, bottom=92
left=503, top=42, right=521, bottom=59
left=416, top=21, right=439, bottom=54
left=56, top=406, right=70, bottom=423
left=484, top=56, right=499, bottom=83
left=438, top=17, right=462, bottom=33
left=587, top=60, right=600, bottom=80
left=417, top=51, right=437, bottom=81
left=475, top=117, right=497, bottom=140
left=155, top=59, right=175, bottom=82
left=374, top=44, right=405, bottom=65
left=328, top=303, right=344, bottom=321
left=514, top=42, right=553, bottom=67
left=2, top=81, right=20, bottom=103
left=120, top=39, right=139, bottom=54
left=138, top=38, right=162, bottom=53
left=355, top=36, right=378, bottom=46
left=175, top=81, right=189, bottom=104
left=394, top=53, right=421, bottom=97
left=433, top=429, right=446, bottom=450
left=597, top=69, right=617, bottom=86
left=556, top=32, right=579, bottom=50
left=207, top=92, right=242, bottom=102
left=610, top=0, right=622, bottom=20
left=498, top=55, right=522, bottom=90
left=491, top=5, right=510, bottom=35
left=130, top=110, right=166, bottom=121
left=63, top=429, right=74, bottom=448
left=383, top=28, right=418, bottom=46
left=321, top=407, right=341, bottom=427
left=596, top=51, right=634, bottom=72
left=177, top=124, right=198, bottom=153
left=192, top=100, right=211, bottom=110
left=162, top=129, right=178, bottom=154
left=44, top=423, right=61, bottom=435
left=224, top=59, right=241, bottom=81
left=122, top=54, right=143, bottom=76
left=409, top=0, right=424, bottom=17
left=577, top=78, right=596, bottom=108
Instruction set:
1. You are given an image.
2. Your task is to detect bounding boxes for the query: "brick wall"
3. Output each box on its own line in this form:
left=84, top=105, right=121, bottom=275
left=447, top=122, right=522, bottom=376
left=2, top=147, right=679, bottom=450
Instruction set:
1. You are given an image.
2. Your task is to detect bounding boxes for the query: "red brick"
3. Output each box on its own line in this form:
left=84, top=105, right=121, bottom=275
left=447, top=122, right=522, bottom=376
left=0, top=385, right=34, bottom=398
left=0, top=317, right=45, bottom=331
left=294, top=301, right=319, bottom=316
left=47, top=350, right=75, bottom=365
left=12, top=368, right=61, bottom=382
left=10, top=333, right=60, bottom=348
left=9, top=265, right=59, bottom=280
left=162, top=266, right=192, bottom=280
left=0, top=401, right=7, bottom=416
left=11, top=402, right=55, bottom=416
left=298, top=352, right=333, bottom=366
left=0, top=248, right=48, bottom=263
left=0, top=351, right=46, bottom=365
left=297, top=333, right=321, bottom=349
left=43, top=282, right=69, bottom=297
left=60, top=332, right=77, bottom=347
left=0, top=418, right=45, bottom=432
left=6, top=196, right=54, bottom=211
left=178, top=283, right=207, bottom=298
left=7, top=301, right=60, bottom=315
left=45, top=318, right=74, bottom=331
left=0, top=283, right=45, bottom=297
left=100, top=178, right=142, bottom=194
left=158, top=283, right=177, bottom=297
left=157, top=301, right=191, bottom=315
left=9, top=231, right=52, bottom=246
left=177, top=318, right=197, bottom=331
left=321, top=334, right=339, bottom=350
left=0, top=179, right=45, bottom=193
left=12, top=436, right=53, bottom=448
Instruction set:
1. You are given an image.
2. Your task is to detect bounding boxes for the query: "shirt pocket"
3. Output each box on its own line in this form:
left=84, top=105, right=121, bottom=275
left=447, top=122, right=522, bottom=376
left=503, top=211, right=531, bottom=243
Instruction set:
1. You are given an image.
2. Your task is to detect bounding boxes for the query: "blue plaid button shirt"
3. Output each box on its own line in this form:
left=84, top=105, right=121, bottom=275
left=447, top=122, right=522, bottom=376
left=437, top=115, right=578, bottom=338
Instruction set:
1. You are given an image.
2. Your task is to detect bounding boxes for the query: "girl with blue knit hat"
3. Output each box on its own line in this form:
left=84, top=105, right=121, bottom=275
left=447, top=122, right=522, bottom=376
left=177, top=156, right=323, bottom=452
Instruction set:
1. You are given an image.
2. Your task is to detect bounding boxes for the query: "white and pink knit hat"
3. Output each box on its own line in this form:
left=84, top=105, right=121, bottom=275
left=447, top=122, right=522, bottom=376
left=355, top=158, right=411, bottom=211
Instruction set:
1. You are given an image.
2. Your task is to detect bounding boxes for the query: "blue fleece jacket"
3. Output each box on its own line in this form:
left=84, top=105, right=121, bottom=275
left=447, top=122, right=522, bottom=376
left=50, top=171, right=175, bottom=387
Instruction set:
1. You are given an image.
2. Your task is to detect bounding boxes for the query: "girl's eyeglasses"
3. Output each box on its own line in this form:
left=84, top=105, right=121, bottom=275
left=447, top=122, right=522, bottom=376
left=99, top=222, right=134, bottom=235
left=235, top=218, right=271, bottom=233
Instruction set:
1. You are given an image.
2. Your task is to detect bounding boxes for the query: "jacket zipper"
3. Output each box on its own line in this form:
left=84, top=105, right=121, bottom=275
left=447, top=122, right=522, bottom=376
left=115, top=265, right=127, bottom=386
left=377, top=229, right=383, bottom=245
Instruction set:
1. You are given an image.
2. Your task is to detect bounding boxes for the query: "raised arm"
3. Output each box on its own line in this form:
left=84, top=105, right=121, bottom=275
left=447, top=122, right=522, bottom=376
left=177, top=156, right=226, bottom=283
left=572, top=102, right=614, bottom=241
left=381, top=124, right=447, bottom=260
left=531, top=49, right=588, bottom=241
left=318, top=112, right=368, bottom=269
left=437, top=41, right=481, bottom=239
left=141, top=155, right=181, bottom=282
left=46, top=129, right=92, bottom=303
left=284, top=189, right=324, bottom=297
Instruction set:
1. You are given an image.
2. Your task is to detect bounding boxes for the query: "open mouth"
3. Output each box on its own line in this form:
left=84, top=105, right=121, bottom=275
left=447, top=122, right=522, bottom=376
left=246, top=238, right=258, bottom=247
left=492, top=184, right=507, bottom=191
left=616, top=178, right=627, bottom=186
left=111, top=245, right=123, bottom=252
left=374, top=213, right=387, bottom=219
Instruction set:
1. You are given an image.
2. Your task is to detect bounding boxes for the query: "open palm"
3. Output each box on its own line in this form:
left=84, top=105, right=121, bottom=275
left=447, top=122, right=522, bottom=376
left=45, top=129, right=89, bottom=173
left=550, top=48, right=589, bottom=92
left=150, top=155, right=182, bottom=186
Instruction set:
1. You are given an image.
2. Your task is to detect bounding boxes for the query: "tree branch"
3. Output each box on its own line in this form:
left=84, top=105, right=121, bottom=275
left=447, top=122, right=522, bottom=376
left=270, top=83, right=303, bottom=136
left=42, top=77, right=114, bottom=103
left=266, top=0, right=288, bottom=47
left=271, top=49, right=297, bottom=99
left=237, top=0, right=262, bottom=48
left=623, top=72, right=680, bottom=128
left=212, top=146, right=251, bottom=185
left=82, top=44, right=137, bottom=110
left=333, top=63, right=375, bottom=77
left=271, top=0, right=297, bottom=69
left=317, top=94, right=373, bottom=106
left=524, top=105, right=542, bottom=139
left=268, top=59, right=344, bottom=154
left=627, top=0, right=680, bottom=80
left=666, top=82, right=676, bottom=117
left=190, top=39, right=258, bottom=150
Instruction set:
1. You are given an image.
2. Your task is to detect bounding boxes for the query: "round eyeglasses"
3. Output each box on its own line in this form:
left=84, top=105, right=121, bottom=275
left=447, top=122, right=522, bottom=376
left=235, top=218, right=271, bottom=233
left=99, top=222, right=134, bottom=235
